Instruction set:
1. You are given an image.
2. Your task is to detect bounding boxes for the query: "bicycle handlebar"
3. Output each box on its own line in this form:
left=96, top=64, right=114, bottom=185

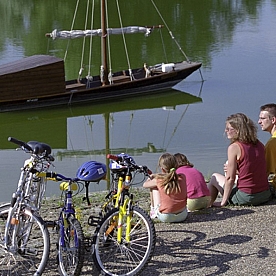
left=8, top=136, right=33, bottom=152
left=107, top=154, right=122, bottom=161
left=8, top=136, right=54, bottom=161
left=56, top=173, right=79, bottom=182
left=107, top=154, right=152, bottom=175
left=45, top=172, right=91, bottom=205
left=42, top=171, right=78, bottom=182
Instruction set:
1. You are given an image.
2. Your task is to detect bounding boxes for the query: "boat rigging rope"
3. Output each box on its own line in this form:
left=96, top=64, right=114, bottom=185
left=78, top=0, right=90, bottom=81
left=162, top=109, right=171, bottom=149
left=126, top=112, right=134, bottom=151
left=159, top=29, right=168, bottom=64
left=64, top=0, right=80, bottom=63
left=164, top=82, right=203, bottom=149
left=116, top=0, right=133, bottom=81
left=105, top=0, right=113, bottom=84
left=150, top=0, right=190, bottom=62
left=164, top=104, right=190, bottom=150
left=87, top=0, right=95, bottom=81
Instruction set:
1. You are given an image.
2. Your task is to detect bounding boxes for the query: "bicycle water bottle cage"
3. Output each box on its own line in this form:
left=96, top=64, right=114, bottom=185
left=76, top=161, right=107, bottom=182
left=27, top=141, right=52, bottom=155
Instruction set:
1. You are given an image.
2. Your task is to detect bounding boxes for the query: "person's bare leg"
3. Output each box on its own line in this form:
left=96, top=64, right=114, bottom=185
left=207, top=173, right=225, bottom=206
left=151, top=188, right=160, bottom=207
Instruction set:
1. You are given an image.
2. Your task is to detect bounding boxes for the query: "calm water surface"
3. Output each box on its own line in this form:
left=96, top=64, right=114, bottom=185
left=0, top=0, right=275, bottom=202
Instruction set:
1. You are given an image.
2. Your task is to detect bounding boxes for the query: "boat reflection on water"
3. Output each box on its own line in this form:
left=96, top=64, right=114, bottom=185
left=0, top=85, right=203, bottom=194
left=0, top=87, right=202, bottom=149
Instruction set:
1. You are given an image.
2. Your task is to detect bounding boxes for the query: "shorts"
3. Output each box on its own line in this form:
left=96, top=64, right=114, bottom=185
left=187, top=196, right=211, bottom=211
left=229, top=187, right=271, bottom=206
left=157, top=207, right=188, bottom=223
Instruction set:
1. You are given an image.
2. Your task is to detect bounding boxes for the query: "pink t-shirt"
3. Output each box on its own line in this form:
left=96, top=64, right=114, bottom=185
left=157, top=174, right=187, bottom=214
left=176, top=166, right=210, bottom=199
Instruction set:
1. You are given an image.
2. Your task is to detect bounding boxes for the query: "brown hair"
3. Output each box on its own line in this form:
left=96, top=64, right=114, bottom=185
left=260, top=103, right=276, bottom=119
left=226, top=113, right=258, bottom=144
left=155, top=153, right=181, bottom=195
left=174, top=153, right=194, bottom=168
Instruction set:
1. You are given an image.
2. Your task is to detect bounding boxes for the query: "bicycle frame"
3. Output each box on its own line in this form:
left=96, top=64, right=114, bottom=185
left=4, top=156, right=51, bottom=249
left=2, top=138, right=53, bottom=258
left=103, top=168, right=134, bottom=243
left=58, top=180, right=78, bottom=248
left=92, top=154, right=156, bottom=276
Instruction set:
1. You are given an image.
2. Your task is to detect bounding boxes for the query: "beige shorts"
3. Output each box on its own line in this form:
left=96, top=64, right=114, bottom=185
left=187, top=196, right=211, bottom=212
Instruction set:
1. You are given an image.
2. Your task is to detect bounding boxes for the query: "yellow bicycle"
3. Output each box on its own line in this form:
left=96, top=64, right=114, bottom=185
left=90, top=153, right=156, bottom=275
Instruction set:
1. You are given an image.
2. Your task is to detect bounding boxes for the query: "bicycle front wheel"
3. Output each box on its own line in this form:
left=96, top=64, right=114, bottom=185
left=93, top=205, right=156, bottom=275
left=57, top=216, right=85, bottom=276
left=0, top=206, right=50, bottom=276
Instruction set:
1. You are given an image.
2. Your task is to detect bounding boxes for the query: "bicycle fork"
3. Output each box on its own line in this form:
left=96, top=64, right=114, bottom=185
left=116, top=193, right=133, bottom=244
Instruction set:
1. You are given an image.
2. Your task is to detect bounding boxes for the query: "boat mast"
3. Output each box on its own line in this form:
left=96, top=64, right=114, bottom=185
left=101, top=0, right=108, bottom=86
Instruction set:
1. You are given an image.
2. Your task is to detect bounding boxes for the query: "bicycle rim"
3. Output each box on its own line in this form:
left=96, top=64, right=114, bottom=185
left=57, top=217, right=85, bottom=276
left=0, top=207, right=50, bottom=276
left=93, top=206, right=156, bottom=275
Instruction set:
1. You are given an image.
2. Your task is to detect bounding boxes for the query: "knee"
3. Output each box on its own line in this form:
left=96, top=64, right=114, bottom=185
left=208, top=174, right=217, bottom=187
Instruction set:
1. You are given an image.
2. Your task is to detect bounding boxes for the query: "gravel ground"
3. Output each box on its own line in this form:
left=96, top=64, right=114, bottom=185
left=40, top=189, right=276, bottom=275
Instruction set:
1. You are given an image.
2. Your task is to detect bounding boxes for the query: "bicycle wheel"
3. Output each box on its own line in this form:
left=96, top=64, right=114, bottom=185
left=57, top=216, right=85, bottom=276
left=93, top=205, right=156, bottom=275
left=0, top=206, right=50, bottom=276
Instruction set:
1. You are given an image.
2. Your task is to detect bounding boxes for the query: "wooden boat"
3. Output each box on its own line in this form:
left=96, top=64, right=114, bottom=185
left=0, top=0, right=202, bottom=112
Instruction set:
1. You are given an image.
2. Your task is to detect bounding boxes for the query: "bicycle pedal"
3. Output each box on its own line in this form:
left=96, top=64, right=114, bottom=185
left=45, top=220, right=56, bottom=228
left=88, top=215, right=101, bottom=226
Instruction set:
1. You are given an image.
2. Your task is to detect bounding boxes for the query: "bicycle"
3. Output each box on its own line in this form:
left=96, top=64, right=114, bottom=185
left=43, top=160, right=107, bottom=276
left=0, top=137, right=53, bottom=275
left=89, top=153, right=156, bottom=276
left=45, top=173, right=86, bottom=276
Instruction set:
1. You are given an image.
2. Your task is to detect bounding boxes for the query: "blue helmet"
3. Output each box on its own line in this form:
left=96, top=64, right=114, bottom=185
left=76, top=161, right=107, bottom=182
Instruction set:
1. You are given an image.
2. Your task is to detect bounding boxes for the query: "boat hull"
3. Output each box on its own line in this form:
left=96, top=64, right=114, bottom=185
left=0, top=55, right=201, bottom=112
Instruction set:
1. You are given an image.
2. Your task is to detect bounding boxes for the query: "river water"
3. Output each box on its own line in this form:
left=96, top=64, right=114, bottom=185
left=0, top=0, right=275, bottom=202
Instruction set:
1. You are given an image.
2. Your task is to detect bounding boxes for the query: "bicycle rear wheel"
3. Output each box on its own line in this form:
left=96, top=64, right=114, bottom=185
left=0, top=206, right=50, bottom=276
left=57, top=216, right=85, bottom=276
left=93, top=205, right=156, bottom=275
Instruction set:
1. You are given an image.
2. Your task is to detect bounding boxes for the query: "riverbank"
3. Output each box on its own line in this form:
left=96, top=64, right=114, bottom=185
left=40, top=188, right=276, bottom=275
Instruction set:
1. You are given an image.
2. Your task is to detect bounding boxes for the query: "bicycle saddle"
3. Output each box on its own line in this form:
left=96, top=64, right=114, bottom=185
left=27, top=141, right=52, bottom=155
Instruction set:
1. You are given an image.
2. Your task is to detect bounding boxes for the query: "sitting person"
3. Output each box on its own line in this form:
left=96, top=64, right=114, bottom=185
left=143, top=153, right=187, bottom=223
left=207, top=113, right=271, bottom=207
left=174, top=153, right=211, bottom=211
left=258, top=103, right=276, bottom=176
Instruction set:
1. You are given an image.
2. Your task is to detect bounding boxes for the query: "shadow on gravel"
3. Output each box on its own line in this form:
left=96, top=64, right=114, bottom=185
left=147, top=230, right=255, bottom=276
left=186, top=206, right=255, bottom=223
left=143, top=205, right=273, bottom=275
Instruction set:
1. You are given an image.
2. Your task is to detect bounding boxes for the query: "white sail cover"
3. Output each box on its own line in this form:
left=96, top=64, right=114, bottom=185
left=47, top=27, right=152, bottom=40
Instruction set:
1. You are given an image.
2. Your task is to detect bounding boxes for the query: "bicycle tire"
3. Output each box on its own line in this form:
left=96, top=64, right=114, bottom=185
left=92, top=205, right=156, bottom=275
left=0, top=206, right=50, bottom=276
left=57, top=216, right=85, bottom=276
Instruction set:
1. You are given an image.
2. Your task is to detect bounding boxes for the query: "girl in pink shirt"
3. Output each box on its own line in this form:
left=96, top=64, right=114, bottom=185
left=174, top=153, right=210, bottom=211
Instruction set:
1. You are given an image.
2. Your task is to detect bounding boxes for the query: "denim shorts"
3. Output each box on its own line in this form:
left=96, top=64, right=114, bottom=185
left=157, top=208, right=188, bottom=223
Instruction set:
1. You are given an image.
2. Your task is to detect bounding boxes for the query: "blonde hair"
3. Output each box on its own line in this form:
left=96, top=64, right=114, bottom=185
left=226, top=113, right=258, bottom=144
left=155, top=153, right=181, bottom=195
left=174, top=153, right=194, bottom=168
